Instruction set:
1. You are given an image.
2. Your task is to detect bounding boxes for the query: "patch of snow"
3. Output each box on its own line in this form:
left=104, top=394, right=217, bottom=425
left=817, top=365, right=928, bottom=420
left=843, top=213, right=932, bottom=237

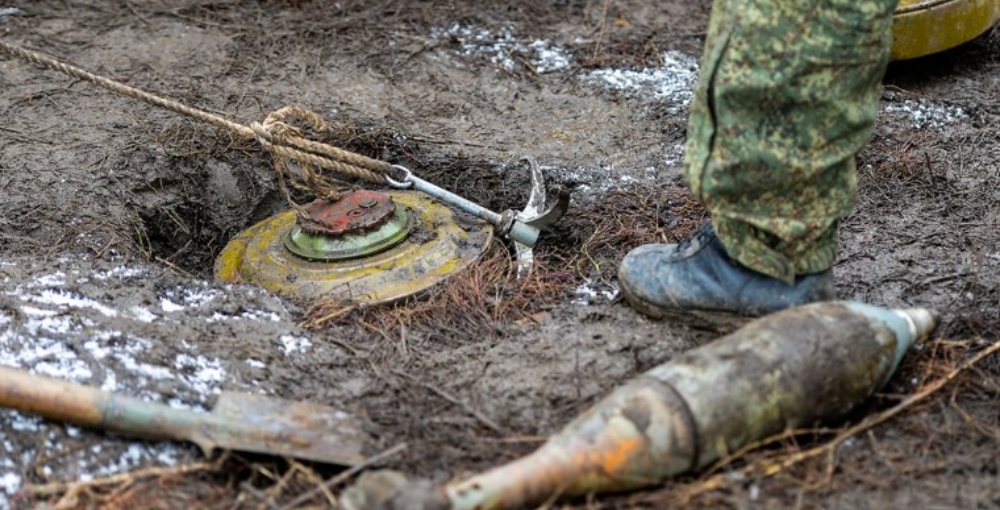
left=82, top=337, right=112, bottom=359
left=527, top=39, right=574, bottom=73
left=0, top=7, right=21, bottom=19
left=18, top=306, right=59, bottom=319
left=663, top=142, right=686, bottom=167
left=159, top=286, right=219, bottom=312
left=0, top=264, right=274, bottom=503
left=155, top=445, right=181, bottom=466
left=33, top=271, right=67, bottom=287
left=8, top=412, right=41, bottom=432
left=429, top=24, right=574, bottom=74
left=587, top=51, right=700, bottom=114
left=572, top=281, right=619, bottom=306
left=0, top=442, right=14, bottom=468
left=100, top=370, right=119, bottom=392
left=0, top=329, right=93, bottom=381
left=76, top=443, right=182, bottom=482
left=207, top=309, right=282, bottom=323
left=130, top=306, right=158, bottom=323
left=0, top=472, right=22, bottom=509
left=115, top=348, right=176, bottom=381
left=159, top=298, right=185, bottom=312
left=92, top=266, right=145, bottom=281
left=86, top=334, right=197, bottom=386
left=19, top=289, right=119, bottom=318
left=548, top=163, right=670, bottom=196
left=246, top=358, right=266, bottom=369
left=241, top=309, right=281, bottom=322
left=883, top=95, right=968, bottom=130
left=278, top=334, right=312, bottom=356
left=31, top=346, right=93, bottom=380
left=175, top=353, right=225, bottom=395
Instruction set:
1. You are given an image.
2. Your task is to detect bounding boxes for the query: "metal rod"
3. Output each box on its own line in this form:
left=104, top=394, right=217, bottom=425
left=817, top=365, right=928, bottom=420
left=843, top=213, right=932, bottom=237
left=387, top=165, right=540, bottom=246
left=407, top=174, right=505, bottom=225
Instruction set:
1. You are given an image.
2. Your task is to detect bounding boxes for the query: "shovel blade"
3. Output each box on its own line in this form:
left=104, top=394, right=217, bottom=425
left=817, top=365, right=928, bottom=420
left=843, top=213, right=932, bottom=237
left=206, top=392, right=373, bottom=466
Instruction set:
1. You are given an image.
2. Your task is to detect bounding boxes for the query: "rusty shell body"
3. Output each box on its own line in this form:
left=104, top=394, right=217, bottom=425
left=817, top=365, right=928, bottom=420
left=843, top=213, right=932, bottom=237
left=443, top=302, right=937, bottom=510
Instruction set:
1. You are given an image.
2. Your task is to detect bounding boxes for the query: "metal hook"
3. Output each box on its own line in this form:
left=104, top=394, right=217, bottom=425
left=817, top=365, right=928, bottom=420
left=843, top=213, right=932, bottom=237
left=385, top=165, right=415, bottom=189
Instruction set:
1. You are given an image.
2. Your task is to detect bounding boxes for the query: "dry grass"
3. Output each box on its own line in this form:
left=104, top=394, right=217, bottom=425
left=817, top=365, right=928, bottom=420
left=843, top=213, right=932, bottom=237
left=564, top=185, right=706, bottom=284
left=23, top=462, right=224, bottom=510
left=302, top=246, right=573, bottom=335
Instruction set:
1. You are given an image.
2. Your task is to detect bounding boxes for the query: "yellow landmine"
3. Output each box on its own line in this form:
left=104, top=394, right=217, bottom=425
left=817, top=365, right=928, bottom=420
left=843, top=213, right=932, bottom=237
left=215, top=191, right=492, bottom=305
left=892, top=0, right=1000, bottom=60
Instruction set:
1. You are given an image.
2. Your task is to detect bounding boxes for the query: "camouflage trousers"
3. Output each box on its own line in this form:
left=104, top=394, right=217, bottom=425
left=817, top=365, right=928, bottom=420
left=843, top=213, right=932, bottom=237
left=684, top=0, right=899, bottom=283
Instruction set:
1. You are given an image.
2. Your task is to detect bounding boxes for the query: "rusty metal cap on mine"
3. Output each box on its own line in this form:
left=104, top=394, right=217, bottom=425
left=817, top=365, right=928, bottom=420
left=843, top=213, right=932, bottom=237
left=285, top=190, right=411, bottom=261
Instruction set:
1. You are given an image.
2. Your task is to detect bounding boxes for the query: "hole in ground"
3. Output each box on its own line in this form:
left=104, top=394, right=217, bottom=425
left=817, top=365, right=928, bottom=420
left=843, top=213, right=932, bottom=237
left=126, top=148, right=284, bottom=278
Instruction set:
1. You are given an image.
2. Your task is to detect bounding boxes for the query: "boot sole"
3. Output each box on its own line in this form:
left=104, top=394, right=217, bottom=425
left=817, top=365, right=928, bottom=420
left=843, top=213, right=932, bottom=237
left=619, top=278, right=755, bottom=334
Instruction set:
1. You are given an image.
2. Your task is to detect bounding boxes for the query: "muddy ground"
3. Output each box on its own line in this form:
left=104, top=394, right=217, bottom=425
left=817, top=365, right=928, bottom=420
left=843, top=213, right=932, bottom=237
left=1, top=1, right=998, bottom=509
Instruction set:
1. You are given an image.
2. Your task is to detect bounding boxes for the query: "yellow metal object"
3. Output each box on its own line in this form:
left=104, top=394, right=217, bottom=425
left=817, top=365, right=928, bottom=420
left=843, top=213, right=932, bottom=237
left=215, top=192, right=492, bottom=305
left=892, top=0, right=1000, bottom=60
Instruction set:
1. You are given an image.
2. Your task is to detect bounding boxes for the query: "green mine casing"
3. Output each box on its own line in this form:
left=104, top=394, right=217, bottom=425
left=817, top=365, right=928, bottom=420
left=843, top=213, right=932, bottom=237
left=441, top=301, right=938, bottom=510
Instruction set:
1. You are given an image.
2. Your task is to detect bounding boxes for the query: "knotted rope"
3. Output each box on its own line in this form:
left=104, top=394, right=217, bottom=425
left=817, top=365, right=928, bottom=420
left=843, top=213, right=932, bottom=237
left=0, top=39, right=394, bottom=207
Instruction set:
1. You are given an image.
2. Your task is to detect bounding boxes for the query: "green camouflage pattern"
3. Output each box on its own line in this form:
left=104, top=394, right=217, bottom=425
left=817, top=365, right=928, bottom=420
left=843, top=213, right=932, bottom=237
left=684, top=0, right=899, bottom=283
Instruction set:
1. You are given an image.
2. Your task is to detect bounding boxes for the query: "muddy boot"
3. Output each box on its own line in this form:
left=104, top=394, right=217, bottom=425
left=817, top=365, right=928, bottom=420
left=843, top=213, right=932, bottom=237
left=618, top=223, right=834, bottom=328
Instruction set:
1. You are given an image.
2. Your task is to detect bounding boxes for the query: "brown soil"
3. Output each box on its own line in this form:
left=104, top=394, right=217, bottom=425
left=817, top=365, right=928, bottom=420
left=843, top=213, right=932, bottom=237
left=1, top=2, right=998, bottom=509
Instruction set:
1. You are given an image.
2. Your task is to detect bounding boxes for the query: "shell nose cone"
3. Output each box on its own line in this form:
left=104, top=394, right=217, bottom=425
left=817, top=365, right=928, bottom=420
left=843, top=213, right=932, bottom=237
left=897, top=308, right=940, bottom=343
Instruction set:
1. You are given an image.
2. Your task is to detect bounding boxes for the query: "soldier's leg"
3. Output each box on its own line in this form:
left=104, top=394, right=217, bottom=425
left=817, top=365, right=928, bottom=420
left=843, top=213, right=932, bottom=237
left=618, top=0, right=898, bottom=320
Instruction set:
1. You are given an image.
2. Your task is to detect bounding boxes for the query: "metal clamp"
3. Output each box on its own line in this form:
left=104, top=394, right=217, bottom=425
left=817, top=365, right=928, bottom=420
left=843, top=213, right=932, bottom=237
left=387, top=164, right=567, bottom=248
left=514, top=157, right=570, bottom=274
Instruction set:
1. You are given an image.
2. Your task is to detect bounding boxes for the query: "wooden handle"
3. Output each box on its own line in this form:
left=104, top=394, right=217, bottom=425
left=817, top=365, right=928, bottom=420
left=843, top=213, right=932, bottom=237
left=0, top=365, right=110, bottom=427
left=0, top=364, right=203, bottom=446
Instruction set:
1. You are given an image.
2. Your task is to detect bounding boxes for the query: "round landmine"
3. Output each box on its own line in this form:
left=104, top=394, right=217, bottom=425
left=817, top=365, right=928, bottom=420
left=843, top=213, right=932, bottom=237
left=215, top=191, right=492, bottom=305
left=891, top=0, right=1000, bottom=60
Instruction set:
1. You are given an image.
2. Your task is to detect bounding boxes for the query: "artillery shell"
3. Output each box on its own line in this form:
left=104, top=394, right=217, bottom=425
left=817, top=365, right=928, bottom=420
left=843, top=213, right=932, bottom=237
left=440, top=301, right=938, bottom=510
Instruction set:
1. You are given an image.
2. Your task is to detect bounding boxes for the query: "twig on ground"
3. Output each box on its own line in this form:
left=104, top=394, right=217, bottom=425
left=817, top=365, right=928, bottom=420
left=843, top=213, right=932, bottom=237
left=241, top=481, right=282, bottom=510
left=277, top=443, right=408, bottom=510
left=25, top=461, right=217, bottom=510
left=949, top=388, right=1000, bottom=441
left=287, top=459, right=340, bottom=508
left=155, top=256, right=198, bottom=279
left=302, top=303, right=356, bottom=329
left=24, top=461, right=216, bottom=497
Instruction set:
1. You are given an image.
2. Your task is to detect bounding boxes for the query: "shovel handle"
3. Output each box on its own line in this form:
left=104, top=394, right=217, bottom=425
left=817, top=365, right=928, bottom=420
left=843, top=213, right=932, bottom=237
left=0, top=365, right=111, bottom=426
left=0, top=365, right=199, bottom=444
